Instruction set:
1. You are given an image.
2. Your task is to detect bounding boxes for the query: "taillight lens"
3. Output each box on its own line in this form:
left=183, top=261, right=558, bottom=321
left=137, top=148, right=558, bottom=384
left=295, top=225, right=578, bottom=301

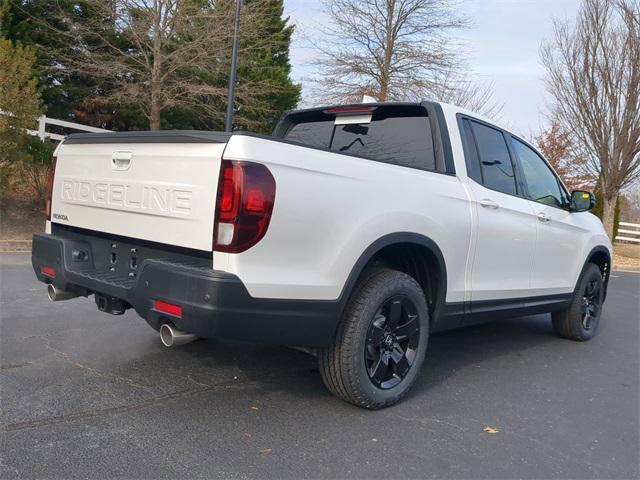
left=45, top=156, right=57, bottom=221
left=213, top=160, right=275, bottom=253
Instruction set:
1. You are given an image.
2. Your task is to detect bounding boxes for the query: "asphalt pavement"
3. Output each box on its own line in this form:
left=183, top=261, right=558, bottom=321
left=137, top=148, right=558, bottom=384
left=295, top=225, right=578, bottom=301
left=1, top=252, right=638, bottom=479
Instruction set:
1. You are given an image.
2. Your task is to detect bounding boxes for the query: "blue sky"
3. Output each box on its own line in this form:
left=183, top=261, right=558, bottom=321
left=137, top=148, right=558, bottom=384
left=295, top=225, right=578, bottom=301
left=283, top=0, right=582, bottom=136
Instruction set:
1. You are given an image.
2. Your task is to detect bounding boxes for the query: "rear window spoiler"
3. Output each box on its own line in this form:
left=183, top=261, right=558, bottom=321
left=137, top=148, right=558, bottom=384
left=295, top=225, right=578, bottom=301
left=63, top=130, right=232, bottom=145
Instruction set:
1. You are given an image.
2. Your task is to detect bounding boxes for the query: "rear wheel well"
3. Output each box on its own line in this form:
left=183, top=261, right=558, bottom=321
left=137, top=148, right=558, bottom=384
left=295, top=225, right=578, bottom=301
left=358, top=242, right=445, bottom=320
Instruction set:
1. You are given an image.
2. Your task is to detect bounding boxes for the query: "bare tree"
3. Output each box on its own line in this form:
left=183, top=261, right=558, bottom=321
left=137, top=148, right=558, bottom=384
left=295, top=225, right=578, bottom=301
left=429, top=75, right=504, bottom=119
left=541, top=0, right=640, bottom=238
left=44, top=0, right=292, bottom=130
left=309, top=0, right=467, bottom=102
left=625, top=188, right=640, bottom=221
left=535, top=120, right=595, bottom=191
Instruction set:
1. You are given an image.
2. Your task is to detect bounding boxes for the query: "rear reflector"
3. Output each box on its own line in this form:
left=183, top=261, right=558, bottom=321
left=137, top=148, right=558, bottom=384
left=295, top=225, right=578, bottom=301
left=154, top=300, right=182, bottom=317
left=41, top=266, right=56, bottom=277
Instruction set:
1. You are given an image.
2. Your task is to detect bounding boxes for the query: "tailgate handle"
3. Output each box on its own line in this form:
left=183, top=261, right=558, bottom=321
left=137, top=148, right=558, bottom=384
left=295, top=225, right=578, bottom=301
left=112, top=151, right=132, bottom=170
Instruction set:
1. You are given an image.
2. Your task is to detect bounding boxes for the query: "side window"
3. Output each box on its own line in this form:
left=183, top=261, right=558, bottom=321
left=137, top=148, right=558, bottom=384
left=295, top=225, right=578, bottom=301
left=511, top=138, right=564, bottom=208
left=469, top=121, right=517, bottom=195
left=460, top=119, right=482, bottom=183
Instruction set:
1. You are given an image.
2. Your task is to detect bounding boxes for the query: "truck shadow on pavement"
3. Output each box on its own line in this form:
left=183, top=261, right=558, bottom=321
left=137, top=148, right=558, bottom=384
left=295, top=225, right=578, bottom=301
left=171, top=313, right=559, bottom=405
left=412, top=314, right=557, bottom=396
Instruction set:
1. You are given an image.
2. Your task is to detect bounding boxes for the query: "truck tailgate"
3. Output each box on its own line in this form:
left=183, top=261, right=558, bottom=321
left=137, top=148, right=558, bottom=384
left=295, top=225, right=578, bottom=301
left=52, top=134, right=227, bottom=252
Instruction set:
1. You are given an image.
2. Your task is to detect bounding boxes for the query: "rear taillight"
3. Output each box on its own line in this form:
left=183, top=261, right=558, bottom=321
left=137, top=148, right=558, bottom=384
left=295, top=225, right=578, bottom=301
left=45, top=156, right=57, bottom=221
left=213, top=160, right=275, bottom=253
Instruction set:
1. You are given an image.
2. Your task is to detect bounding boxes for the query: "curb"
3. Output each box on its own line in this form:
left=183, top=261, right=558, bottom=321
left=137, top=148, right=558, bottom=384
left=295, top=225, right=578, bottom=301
left=2, top=240, right=639, bottom=272
left=612, top=267, right=640, bottom=273
left=0, top=240, right=32, bottom=253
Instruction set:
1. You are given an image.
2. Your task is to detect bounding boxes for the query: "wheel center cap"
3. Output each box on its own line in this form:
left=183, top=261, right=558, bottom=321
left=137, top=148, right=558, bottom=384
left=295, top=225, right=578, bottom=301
left=383, top=334, right=394, bottom=348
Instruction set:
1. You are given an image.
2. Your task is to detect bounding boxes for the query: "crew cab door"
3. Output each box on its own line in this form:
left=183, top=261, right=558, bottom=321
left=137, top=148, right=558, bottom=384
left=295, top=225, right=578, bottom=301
left=460, top=119, right=537, bottom=305
left=509, top=136, right=583, bottom=295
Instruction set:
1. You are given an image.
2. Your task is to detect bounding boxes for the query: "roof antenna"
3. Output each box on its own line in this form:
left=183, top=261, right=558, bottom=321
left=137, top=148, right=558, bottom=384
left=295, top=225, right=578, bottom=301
left=361, top=95, right=378, bottom=103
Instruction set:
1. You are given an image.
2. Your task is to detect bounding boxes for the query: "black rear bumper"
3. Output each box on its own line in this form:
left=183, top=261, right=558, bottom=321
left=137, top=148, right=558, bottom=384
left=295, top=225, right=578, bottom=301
left=32, top=228, right=340, bottom=347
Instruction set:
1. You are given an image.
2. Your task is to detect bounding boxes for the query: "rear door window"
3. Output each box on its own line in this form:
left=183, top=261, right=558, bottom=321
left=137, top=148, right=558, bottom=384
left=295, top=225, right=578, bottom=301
left=459, top=118, right=482, bottom=183
left=470, top=121, right=517, bottom=195
left=283, top=109, right=437, bottom=171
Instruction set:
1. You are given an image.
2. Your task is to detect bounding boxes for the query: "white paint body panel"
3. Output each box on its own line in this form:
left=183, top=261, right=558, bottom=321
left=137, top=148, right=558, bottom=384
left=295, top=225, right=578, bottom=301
left=219, top=134, right=472, bottom=301
left=466, top=180, right=537, bottom=301
left=49, top=102, right=612, bottom=305
left=51, top=142, right=224, bottom=251
left=438, top=103, right=612, bottom=302
left=527, top=202, right=611, bottom=296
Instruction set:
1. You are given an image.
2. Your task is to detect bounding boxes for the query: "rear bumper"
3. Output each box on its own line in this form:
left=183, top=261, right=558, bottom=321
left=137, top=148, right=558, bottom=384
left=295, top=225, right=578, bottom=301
left=31, top=230, right=340, bottom=347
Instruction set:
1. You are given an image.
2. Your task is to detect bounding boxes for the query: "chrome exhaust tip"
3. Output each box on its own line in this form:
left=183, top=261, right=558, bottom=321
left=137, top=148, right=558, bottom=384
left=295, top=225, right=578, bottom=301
left=160, top=323, right=197, bottom=348
left=47, top=284, right=79, bottom=302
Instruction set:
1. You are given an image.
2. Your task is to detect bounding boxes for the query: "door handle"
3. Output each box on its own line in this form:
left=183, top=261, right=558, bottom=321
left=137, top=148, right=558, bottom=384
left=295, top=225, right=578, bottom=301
left=112, top=151, right=132, bottom=170
left=537, top=212, right=551, bottom=222
left=480, top=199, right=499, bottom=209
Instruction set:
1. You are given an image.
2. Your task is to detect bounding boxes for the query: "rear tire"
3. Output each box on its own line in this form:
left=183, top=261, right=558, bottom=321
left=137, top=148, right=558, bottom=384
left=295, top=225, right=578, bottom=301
left=552, top=263, right=604, bottom=341
left=319, top=269, right=430, bottom=409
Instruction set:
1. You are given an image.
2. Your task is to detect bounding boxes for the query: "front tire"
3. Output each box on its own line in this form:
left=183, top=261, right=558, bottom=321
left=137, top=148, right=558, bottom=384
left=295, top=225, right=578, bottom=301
left=552, top=263, right=604, bottom=341
left=319, top=269, right=430, bottom=409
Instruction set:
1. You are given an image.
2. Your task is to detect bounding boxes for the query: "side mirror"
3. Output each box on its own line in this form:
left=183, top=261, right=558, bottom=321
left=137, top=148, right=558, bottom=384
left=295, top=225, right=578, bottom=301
left=570, top=190, right=596, bottom=212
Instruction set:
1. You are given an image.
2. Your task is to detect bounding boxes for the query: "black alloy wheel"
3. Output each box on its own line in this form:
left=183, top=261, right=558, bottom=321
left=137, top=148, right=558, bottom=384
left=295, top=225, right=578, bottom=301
left=365, top=296, right=420, bottom=389
left=318, top=268, right=430, bottom=409
left=552, top=263, right=604, bottom=341
left=581, top=277, right=602, bottom=331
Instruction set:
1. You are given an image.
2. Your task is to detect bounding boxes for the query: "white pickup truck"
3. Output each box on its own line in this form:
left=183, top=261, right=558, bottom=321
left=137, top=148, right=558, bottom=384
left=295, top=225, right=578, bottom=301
left=32, top=101, right=612, bottom=408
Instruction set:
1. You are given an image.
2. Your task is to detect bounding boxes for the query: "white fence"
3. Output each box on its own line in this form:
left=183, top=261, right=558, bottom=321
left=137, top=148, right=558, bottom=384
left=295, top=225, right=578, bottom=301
left=0, top=110, right=111, bottom=141
left=26, top=114, right=110, bottom=141
left=616, top=222, right=640, bottom=244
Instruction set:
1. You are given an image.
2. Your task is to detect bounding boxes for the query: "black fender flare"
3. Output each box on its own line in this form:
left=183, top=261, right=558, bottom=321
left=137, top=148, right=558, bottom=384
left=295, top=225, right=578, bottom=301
left=336, top=232, right=448, bottom=318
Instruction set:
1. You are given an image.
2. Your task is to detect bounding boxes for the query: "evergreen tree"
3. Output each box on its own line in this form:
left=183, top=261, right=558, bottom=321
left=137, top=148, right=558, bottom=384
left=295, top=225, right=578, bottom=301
left=3, top=0, right=299, bottom=132
left=0, top=33, right=45, bottom=200
left=234, top=0, right=300, bottom=133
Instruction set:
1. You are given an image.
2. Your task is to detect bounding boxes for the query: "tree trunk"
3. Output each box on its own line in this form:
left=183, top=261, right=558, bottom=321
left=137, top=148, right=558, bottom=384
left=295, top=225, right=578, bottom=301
left=601, top=192, right=618, bottom=240
left=149, top=0, right=162, bottom=131
left=149, top=45, right=162, bottom=129
left=378, top=0, right=395, bottom=102
left=149, top=98, right=161, bottom=130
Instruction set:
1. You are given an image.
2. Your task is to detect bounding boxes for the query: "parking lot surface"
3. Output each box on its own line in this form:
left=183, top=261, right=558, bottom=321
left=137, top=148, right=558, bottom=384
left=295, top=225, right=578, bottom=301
left=1, top=253, right=638, bottom=479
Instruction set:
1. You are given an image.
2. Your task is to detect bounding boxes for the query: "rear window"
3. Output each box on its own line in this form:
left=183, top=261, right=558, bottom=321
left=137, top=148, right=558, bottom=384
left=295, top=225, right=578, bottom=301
left=283, top=108, right=436, bottom=171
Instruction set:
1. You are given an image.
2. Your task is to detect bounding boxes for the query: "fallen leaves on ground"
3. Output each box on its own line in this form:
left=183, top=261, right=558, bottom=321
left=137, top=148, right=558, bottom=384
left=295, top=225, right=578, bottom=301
left=483, top=426, right=499, bottom=434
left=614, top=252, right=640, bottom=269
left=259, top=448, right=272, bottom=454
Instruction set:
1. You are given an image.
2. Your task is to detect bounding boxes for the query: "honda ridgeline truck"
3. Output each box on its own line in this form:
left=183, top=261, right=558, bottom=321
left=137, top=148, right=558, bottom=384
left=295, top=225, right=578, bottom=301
left=32, top=102, right=612, bottom=409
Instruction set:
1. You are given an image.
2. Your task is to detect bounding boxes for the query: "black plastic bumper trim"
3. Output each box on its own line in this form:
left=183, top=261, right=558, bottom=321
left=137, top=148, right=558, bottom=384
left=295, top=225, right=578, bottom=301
left=32, top=232, right=341, bottom=347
